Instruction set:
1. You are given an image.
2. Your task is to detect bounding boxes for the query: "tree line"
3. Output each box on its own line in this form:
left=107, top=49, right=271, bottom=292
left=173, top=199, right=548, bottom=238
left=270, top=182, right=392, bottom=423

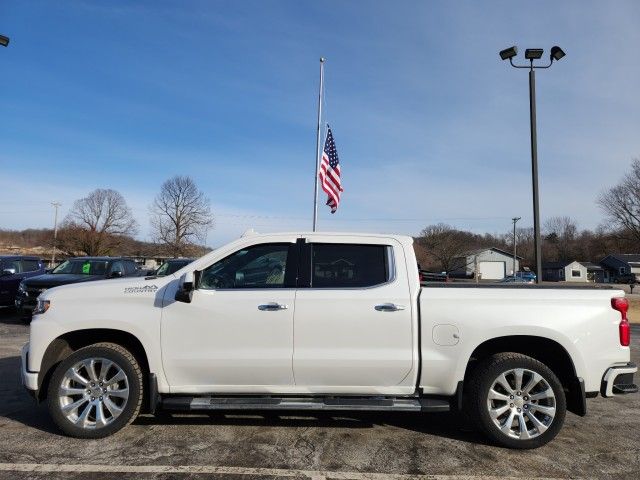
left=415, top=159, right=640, bottom=272
left=0, top=175, right=214, bottom=258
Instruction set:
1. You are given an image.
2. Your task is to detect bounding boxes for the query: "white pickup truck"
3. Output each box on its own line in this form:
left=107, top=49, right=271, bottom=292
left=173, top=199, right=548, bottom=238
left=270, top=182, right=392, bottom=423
left=21, top=232, right=637, bottom=448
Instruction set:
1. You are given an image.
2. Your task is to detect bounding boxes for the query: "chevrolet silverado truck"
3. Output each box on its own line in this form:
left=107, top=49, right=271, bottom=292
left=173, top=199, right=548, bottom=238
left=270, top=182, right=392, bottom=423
left=21, top=232, right=637, bottom=448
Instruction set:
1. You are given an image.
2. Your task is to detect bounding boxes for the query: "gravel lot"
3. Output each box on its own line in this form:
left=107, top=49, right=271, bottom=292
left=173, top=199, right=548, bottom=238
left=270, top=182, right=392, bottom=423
left=0, top=307, right=638, bottom=480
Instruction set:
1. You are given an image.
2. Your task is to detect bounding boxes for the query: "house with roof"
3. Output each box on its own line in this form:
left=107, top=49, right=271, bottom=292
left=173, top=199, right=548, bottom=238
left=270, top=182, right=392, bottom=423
left=449, top=247, right=521, bottom=280
left=600, top=254, right=640, bottom=283
left=542, top=261, right=604, bottom=283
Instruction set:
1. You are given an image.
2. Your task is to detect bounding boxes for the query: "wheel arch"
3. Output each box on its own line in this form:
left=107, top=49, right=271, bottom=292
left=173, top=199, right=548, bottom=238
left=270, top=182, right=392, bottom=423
left=463, top=335, right=585, bottom=416
left=38, top=328, right=151, bottom=405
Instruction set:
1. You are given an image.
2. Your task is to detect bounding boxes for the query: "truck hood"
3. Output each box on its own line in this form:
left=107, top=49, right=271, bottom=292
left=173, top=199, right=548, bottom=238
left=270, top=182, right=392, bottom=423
left=38, top=274, right=175, bottom=303
left=24, top=273, right=103, bottom=288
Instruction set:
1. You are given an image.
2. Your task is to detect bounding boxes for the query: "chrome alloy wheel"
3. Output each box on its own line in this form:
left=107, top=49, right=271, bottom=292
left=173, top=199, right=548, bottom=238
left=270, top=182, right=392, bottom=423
left=58, top=358, right=129, bottom=429
left=486, top=368, right=556, bottom=440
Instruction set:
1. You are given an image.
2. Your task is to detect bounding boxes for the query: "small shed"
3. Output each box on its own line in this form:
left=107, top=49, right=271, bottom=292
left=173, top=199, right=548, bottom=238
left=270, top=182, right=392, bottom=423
left=450, top=248, right=521, bottom=280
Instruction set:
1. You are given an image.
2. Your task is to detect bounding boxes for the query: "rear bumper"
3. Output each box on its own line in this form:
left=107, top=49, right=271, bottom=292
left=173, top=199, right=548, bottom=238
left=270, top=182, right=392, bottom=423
left=21, top=343, right=38, bottom=394
left=601, top=362, right=638, bottom=398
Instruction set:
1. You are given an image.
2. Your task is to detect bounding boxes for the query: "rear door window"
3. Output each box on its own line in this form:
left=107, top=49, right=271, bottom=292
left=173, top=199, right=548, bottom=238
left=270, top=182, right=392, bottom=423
left=310, top=244, right=390, bottom=288
left=22, top=260, right=41, bottom=272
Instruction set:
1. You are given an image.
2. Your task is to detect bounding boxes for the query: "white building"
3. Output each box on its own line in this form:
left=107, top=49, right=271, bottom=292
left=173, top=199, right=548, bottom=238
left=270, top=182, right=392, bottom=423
left=450, top=248, right=521, bottom=280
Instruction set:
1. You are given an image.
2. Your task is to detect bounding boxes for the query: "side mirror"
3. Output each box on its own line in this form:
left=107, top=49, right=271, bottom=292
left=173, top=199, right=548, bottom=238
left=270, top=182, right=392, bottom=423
left=1, top=268, right=16, bottom=277
left=175, top=271, right=195, bottom=303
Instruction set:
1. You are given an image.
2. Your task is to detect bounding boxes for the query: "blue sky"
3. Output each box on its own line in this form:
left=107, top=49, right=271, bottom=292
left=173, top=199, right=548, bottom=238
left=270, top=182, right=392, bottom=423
left=1, top=0, right=640, bottom=246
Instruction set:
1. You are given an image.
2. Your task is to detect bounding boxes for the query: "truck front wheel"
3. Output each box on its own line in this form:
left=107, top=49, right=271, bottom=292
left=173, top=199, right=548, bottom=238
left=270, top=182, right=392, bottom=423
left=47, top=342, right=144, bottom=438
left=466, top=352, right=567, bottom=449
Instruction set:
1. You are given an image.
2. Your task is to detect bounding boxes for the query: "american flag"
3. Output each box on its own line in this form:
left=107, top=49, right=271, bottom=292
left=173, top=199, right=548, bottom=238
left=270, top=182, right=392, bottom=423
left=319, top=126, right=343, bottom=213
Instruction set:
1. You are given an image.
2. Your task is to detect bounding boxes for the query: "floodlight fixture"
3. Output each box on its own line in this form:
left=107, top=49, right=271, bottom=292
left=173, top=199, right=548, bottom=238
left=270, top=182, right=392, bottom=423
left=550, top=46, right=566, bottom=62
left=499, top=46, right=518, bottom=60
left=525, top=48, right=544, bottom=60
left=0, top=35, right=9, bottom=47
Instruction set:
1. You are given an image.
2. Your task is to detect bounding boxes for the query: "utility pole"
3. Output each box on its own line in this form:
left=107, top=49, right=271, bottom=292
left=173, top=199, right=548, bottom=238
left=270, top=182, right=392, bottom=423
left=51, top=202, right=61, bottom=267
left=512, top=217, right=521, bottom=276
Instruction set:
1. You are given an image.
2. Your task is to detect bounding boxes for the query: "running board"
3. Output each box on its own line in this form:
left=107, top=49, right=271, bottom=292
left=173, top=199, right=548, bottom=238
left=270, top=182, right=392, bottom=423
left=161, top=395, right=450, bottom=413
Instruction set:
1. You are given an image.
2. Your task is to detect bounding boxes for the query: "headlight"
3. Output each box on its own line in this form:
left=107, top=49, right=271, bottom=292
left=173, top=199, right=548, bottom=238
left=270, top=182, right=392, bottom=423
left=18, top=281, right=26, bottom=294
left=33, top=298, right=50, bottom=315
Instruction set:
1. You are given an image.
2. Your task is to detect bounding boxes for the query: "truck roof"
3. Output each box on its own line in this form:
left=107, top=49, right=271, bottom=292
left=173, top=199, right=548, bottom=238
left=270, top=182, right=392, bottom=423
left=242, top=230, right=415, bottom=245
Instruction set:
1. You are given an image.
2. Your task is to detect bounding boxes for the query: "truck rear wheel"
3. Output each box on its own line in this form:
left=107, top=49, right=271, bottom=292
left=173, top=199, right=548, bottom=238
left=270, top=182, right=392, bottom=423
left=466, top=352, right=566, bottom=449
left=47, top=342, right=143, bottom=438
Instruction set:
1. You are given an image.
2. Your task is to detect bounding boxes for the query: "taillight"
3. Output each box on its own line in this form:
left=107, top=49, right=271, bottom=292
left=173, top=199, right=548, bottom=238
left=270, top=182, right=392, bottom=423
left=611, top=297, right=631, bottom=346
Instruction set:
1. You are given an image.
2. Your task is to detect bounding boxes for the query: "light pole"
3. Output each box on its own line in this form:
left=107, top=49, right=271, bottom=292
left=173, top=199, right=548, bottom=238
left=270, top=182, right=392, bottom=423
left=512, top=217, right=521, bottom=276
left=499, top=45, right=565, bottom=284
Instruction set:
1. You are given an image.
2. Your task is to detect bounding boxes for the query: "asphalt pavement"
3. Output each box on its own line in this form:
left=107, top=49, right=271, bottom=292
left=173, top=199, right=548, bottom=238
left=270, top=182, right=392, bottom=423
left=0, top=307, right=638, bottom=480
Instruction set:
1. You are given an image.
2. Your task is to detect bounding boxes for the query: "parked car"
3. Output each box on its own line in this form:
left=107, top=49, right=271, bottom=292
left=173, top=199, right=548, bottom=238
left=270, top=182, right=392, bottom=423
left=500, top=275, right=535, bottom=284
left=22, top=232, right=637, bottom=449
left=0, top=256, right=45, bottom=308
left=153, top=258, right=195, bottom=277
left=15, top=257, right=139, bottom=321
left=515, top=271, right=537, bottom=282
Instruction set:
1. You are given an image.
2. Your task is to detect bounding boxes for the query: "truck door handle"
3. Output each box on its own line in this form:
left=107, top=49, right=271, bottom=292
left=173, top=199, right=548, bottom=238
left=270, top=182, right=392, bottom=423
left=375, top=303, right=405, bottom=312
left=258, top=303, right=288, bottom=311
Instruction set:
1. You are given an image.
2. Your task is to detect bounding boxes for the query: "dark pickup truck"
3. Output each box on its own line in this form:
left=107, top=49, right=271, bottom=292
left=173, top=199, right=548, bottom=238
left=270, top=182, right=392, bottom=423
left=16, top=256, right=139, bottom=321
left=0, top=256, right=46, bottom=308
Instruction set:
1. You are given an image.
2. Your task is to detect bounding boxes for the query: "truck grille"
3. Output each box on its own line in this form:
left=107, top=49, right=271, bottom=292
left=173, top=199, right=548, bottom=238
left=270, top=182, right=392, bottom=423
left=26, top=287, right=47, bottom=297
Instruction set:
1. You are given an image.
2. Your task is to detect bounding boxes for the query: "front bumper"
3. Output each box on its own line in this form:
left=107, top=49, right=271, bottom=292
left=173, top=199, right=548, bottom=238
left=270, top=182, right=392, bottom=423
left=21, top=343, right=38, bottom=393
left=601, top=362, right=638, bottom=398
left=15, top=293, right=37, bottom=311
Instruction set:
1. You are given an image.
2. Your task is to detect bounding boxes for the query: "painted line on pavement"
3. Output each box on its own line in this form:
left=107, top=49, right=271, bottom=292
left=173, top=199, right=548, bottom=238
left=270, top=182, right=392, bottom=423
left=0, top=463, right=574, bottom=480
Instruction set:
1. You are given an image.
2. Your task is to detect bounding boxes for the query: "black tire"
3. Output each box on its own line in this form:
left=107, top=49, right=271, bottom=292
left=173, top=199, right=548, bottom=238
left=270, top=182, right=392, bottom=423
left=47, top=342, right=144, bottom=438
left=466, top=352, right=566, bottom=449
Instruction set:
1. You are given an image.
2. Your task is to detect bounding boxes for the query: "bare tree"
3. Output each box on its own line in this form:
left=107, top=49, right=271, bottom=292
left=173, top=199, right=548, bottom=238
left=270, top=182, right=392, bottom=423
left=416, top=223, right=477, bottom=273
left=544, top=216, right=578, bottom=261
left=61, top=189, right=138, bottom=255
left=598, top=159, right=640, bottom=244
left=150, top=175, right=213, bottom=256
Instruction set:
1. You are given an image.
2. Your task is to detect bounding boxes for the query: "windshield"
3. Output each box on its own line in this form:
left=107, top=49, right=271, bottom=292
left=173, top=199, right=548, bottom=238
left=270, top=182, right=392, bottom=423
left=52, top=259, right=109, bottom=276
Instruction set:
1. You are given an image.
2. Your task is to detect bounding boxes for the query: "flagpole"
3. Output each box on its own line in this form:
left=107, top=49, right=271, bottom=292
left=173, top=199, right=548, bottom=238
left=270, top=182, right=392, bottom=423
left=312, top=57, right=325, bottom=232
